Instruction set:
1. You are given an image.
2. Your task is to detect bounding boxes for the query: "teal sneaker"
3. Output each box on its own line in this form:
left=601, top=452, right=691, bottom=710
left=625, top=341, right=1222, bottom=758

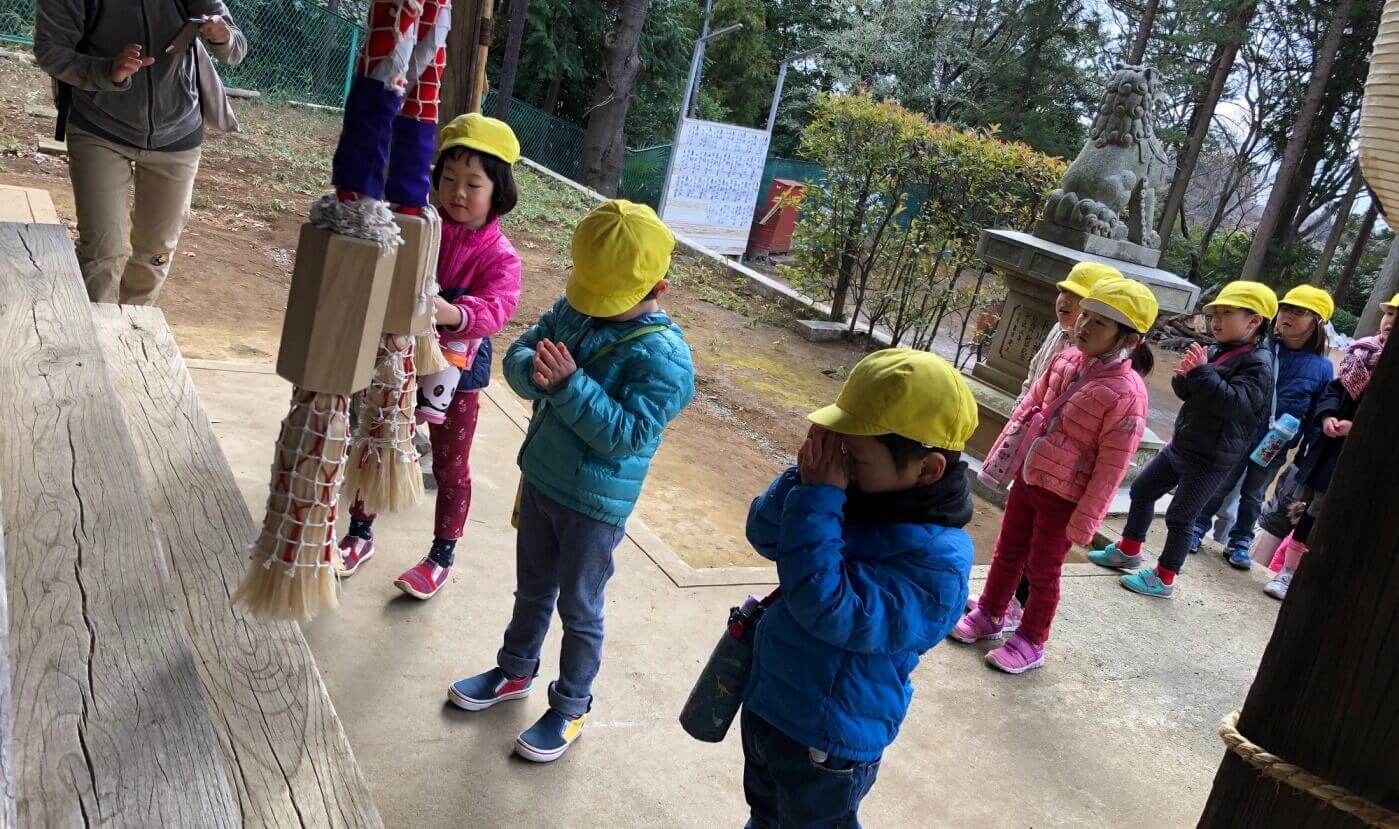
left=1088, top=542, right=1143, bottom=570
left=1121, top=568, right=1174, bottom=598
left=515, top=708, right=587, bottom=763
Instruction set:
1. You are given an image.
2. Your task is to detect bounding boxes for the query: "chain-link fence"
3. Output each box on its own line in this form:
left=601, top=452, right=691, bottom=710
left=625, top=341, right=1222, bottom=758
left=0, top=0, right=34, bottom=45
left=483, top=90, right=585, bottom=181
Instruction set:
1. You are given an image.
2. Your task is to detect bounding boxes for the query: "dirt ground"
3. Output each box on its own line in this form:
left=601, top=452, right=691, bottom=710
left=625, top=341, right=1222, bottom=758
left=0, top=54, right=1008, bottom=567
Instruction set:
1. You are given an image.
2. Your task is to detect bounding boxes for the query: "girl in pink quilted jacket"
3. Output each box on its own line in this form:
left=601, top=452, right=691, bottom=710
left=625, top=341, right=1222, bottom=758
left=340, top=114, right=524, bottom=601
left=952, top=278, right=1158, bottom=673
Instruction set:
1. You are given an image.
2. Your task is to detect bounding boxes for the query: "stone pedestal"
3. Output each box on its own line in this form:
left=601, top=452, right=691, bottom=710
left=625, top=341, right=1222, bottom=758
left=964, top=228, right=1199, bottom=483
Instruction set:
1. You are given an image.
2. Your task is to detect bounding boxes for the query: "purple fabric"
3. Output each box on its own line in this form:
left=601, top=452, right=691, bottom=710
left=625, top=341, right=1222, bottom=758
left=1339, top=336, right=1384, bottom=400
left=385, top=115, right=438, bottom=208
left=332, top=77, right=403, bottom=199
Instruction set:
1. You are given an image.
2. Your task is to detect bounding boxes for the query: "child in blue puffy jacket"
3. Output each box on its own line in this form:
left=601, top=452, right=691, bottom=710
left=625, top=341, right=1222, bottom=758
left=741, top=349, right=977, bottom=827
left=445, top=200, right=694, bottom=764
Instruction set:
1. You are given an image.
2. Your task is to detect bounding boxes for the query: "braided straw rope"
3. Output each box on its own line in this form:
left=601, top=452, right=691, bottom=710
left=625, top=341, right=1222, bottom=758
left=1219, top=710, right=1399, bottom=828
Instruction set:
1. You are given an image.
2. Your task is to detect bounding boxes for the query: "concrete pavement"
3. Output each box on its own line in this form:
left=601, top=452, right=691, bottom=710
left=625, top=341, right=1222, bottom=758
left=193, top=359, right=1283, bottom=828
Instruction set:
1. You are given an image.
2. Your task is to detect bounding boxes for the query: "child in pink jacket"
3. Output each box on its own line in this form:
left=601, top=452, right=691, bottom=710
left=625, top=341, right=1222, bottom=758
left=952, top=278, right=1158, bottom=673
left=340, top=114, right=524, bottom=601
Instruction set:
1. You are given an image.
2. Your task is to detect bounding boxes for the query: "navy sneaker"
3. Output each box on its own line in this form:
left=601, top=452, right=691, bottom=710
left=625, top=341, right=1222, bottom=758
left=447, top=668, right=534, bottom=711
left=515, top=708, right=587, bottom=763
left=1226, top=547, right=1253, bottom=570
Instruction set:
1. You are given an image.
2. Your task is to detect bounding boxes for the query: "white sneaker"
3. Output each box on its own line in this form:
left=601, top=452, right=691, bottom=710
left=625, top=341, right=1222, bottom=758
left=1263, top=568, right=1293, bottom=601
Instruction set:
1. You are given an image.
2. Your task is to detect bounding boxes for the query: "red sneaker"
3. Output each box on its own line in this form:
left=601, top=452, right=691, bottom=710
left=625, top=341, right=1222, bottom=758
left=337, top=536, right=375, bottom=578
left=394, top=557, right=451, bottom=600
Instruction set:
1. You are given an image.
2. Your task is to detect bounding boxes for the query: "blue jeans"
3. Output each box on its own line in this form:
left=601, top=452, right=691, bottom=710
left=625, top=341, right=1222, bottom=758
left=497, top=482, right=625, bottom=717
left=1189, top=451, right=1288, bottom=553
left=741, top=709, right=881, bottom=829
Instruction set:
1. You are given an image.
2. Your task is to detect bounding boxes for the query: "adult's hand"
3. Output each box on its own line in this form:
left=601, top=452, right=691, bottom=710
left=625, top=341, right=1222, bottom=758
left=109, top=44, right=154, bottom=85
left=200, top=15, right=231, bottom=45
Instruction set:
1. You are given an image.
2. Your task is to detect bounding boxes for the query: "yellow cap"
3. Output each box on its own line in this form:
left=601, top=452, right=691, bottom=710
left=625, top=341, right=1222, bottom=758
left=1079, top=277, right=1159, bottom=334
left=1279, top=284, right=1334, bottom=321
left=567, top=200, right=676, bottom=317
left=1205, top=281, right=1279, bottom=319
left=1382, top=293, right=1399, bottom=311
left=1056, top=261, right=1122, bottom=299
left=438, top=113, right=521, bottom=164
left=807, top=349, right=978, bottom=452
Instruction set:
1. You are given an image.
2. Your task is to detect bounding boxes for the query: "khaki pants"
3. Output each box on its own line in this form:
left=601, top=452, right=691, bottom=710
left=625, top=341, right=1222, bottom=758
left=67, top=126, right=202, bottom=305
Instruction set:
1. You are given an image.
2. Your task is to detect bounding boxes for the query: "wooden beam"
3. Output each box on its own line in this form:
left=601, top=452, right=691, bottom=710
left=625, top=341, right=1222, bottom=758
left=0, top=222, right=239, bottom=826
left=91, top=305, right=383, bottom=828
left=1198, top=346, right=1399, bottom=824
left=0, top=186, right=59, bottom=225
left=1, top=505, right=15, bottom=829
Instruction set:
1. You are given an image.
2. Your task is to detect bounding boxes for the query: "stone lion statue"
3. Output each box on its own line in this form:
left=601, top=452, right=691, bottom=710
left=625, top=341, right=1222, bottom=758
left=1040, top=64, right=1168, bottom=248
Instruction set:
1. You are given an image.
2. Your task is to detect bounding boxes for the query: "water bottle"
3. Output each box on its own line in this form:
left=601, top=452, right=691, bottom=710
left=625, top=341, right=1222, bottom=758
left=1251, top=413, right=1301, bottom=467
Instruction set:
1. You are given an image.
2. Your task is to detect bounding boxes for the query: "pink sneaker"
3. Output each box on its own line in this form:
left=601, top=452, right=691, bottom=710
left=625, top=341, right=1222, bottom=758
left=394, top=557, right=451, bottom=600
left=337, top=536, right=375, bottom=578
left=950, top=607, right=1005, bottom=643
left=985, top=632, right=1045, bottom=674
left=964, top=596, right=1023, bottom=633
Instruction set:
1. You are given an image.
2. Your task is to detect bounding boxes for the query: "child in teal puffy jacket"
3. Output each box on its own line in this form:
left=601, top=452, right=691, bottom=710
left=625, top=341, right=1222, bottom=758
left=741, top=349, right=977, bottom=827
left=446, top=200, right=694, bottom=764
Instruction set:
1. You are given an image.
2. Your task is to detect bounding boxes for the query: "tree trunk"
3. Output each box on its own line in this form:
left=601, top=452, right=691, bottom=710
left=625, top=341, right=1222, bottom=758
left=578, top=0, right=652, bottom=196
left=441, top=0, right=482, bottom=122
left=543, top=62, right=564, bottom=114
left=493, top=0, right=530, bottom=119
left=1356, top=236, right=1399, bottom=336
left=1127, top=0, right=1160, bottom=64
left=1239, top=0, right=1356, bottom=282
left=1331, top=202, right=1378, bottom=305
left=1157, top=6, right=1256, bottom=249
left=1276, top=147, right=1324, bottom=253
left=1310, top=165, right=1364, bottom=285
left=1197, top=341, right=1399, bottom=827
left=467, top=0, right=496, bottom=111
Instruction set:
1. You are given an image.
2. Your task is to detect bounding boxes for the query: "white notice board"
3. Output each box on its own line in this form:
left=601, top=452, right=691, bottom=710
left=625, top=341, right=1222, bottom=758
left=659, top=118, right=771, bottom=255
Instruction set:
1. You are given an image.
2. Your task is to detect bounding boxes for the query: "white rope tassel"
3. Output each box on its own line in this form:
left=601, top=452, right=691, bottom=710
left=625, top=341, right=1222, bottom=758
left=346, top=334, right=424, bottom=513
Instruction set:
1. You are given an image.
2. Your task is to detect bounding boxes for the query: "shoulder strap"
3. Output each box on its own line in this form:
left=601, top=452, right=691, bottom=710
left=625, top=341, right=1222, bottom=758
left=1210, top=342, right=1256, bottom=366
left=1036, top=356, right=1122, bottom=423
left=581, top=323, right=668, bottom=368
left=1266, top=340, right=1279, bottom=426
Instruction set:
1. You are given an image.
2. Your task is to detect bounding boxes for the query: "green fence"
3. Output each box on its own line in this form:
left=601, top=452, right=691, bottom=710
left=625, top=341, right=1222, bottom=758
left=0, top=0, right=33, bottom=45
left=483, top=90, right=585, bottom=181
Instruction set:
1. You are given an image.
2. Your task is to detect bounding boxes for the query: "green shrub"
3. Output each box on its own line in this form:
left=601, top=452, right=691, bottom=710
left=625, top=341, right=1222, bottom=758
left=1332, top=307, right=1358, bottom=336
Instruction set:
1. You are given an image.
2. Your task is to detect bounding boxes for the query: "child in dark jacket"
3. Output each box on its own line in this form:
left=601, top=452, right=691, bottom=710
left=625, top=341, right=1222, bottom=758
left=741, top=349, right=977, bottom=828
left=1089, top=281, right=1277, bottom=599
left=1188, top=284, right=1335, bottom=568
left=1253, top=299, right=1392, bottom=599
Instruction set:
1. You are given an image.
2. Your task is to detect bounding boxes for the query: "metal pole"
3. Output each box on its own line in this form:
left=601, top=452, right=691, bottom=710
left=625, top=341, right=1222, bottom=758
left=689, top=0, right=715, bottom=119
left=766, top=46, right=824, bottom=135
left=658, top=22, right=744, bottom=217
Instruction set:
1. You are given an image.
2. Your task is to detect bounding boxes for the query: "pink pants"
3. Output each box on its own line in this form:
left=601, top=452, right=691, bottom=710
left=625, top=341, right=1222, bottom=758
left=980, top=478, right=1077, bottom=647
left=353, top=389, right=481, bottom=539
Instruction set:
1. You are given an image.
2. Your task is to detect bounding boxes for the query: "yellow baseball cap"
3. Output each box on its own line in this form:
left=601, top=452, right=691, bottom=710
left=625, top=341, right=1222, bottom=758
left=1205, top=281, right=1279, bottom=320
left=567, top=200, right=676, bottom=317
left=807, top=349, right=978, bottom=452
left=1279, top=284, right=1334, bottom=321
left=438, top=113, right=521, bottom=165
left=1079, top=277, right=1159, bottom=334
left=1057, top=261, right=1122, bottom=299
left=1382, top=293, right=1399, bottom=311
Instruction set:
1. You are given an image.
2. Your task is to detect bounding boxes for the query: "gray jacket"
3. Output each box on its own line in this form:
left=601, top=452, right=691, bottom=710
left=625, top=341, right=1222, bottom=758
left=35, top=0, right=247, bottom=150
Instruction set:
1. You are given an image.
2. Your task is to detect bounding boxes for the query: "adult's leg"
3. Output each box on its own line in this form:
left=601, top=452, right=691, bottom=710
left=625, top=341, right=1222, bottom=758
left=122, top=144, right=202, bottom=305
left=428, top=390, right=481, bottom=541
left=1158, top=463, right=1233, bottom=574
left=547, top=498, right=626, bottom=717
left=978, top=479, right=1038, bottom=618
left=1016, top=485, right=1077, bottom=646
left=65, top=128, right=135, bottom=304
left=1123, top=448, right=1182, bottom=543
left=497, top=482, right=561, bottom=679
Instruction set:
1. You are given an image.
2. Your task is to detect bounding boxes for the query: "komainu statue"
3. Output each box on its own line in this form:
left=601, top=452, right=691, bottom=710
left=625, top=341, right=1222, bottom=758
left=1038, top=64, right=1168, bottom=249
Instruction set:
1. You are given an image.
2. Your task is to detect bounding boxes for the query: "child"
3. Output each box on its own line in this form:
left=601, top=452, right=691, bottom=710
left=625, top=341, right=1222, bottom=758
left=954, top=277, right=1156, bottom=672
left=446, top=200, right=694, bottom=763
left=974, top=260, right=1123, bottom=632
left=1188, top=284, right=1334, bottom=568
left=740, top=348, right=977, bottom=827
left=1089, top=281, right=1277, bottom=598
left=1253, top=294, right=1392, bottom=599
left=337, top=113, right=524, bottom=600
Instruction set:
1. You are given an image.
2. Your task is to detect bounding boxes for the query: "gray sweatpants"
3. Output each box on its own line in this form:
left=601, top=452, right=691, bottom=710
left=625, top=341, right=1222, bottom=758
left=497, top=481, right=626, bottom=717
